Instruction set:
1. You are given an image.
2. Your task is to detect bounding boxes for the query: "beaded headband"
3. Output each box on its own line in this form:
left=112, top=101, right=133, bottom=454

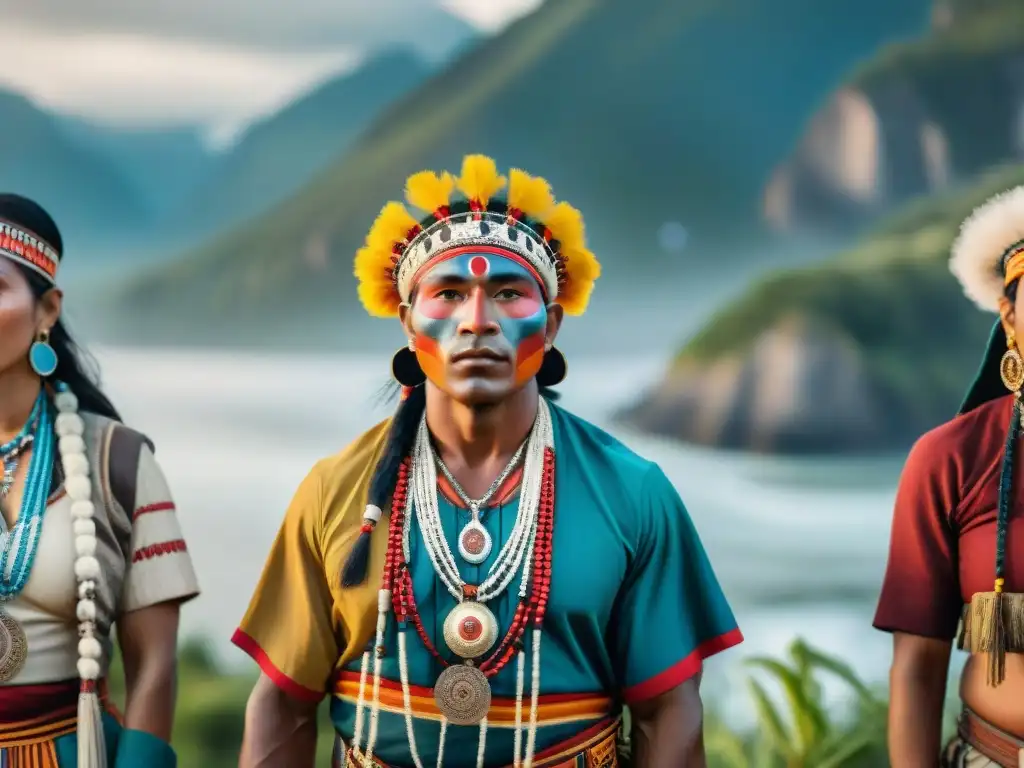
left=354, top=154, right=600, bottom=318
left=950, top=185, right=1024, bottom=312
left=0, top=219, right=60, bottom=284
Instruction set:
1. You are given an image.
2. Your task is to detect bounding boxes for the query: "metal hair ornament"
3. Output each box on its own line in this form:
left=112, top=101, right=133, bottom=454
left=353, top=154, right=601, bottom=318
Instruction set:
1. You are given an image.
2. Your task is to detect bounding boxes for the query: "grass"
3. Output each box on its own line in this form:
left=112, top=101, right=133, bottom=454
left=106, top=636, right=961, bottom=767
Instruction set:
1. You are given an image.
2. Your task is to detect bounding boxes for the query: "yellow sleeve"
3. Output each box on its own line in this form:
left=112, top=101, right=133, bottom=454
left=231, top=463, right=339, bottom=702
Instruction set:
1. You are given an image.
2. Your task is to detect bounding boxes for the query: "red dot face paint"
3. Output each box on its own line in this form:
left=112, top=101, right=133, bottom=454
left=410, top=251, right=549, bottom=398
left=468, top=255, right=490, bottom=278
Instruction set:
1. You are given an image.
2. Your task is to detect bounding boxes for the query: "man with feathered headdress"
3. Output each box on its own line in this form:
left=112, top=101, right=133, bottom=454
left=875, top=185, right=1024, bottom=766
left=232, top=155, right=743, bottom=767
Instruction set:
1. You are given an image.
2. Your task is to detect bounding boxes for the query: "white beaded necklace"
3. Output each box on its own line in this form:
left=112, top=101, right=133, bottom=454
left=407, top=405, right=547, bottom=605
left=349, top=399, right=555, bottom=768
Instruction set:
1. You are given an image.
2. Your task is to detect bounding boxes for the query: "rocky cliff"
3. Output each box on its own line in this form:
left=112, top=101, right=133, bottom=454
left=624, top=164, right=1024, bottom=454
left=763, top=1, right=1024, bottom=234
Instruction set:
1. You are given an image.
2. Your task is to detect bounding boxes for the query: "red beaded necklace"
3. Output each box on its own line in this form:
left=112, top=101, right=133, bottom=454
left=382, top=448, right=556, bottom=679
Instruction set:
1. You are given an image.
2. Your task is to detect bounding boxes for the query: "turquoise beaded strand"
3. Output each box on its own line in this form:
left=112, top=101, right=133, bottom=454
left=0, top=388, right=54, bottom=600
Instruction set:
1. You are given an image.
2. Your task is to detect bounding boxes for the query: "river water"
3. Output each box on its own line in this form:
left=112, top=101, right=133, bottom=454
left=92, top=346, right=948, bottom=724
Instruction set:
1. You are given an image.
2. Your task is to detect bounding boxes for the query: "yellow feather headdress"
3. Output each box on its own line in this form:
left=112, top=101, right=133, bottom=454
left=353, top=154, right=600, bottom=318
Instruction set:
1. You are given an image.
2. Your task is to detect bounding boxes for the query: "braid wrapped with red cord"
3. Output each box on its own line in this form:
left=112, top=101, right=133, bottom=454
left=341, top=384, right=426, bottom=587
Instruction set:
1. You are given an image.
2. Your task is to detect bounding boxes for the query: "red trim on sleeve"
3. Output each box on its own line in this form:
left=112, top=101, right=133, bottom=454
left=622, top=627, right=744, bottom=704
left=133, top=501, right=176, bottom=520
left=231, top=628, right=325, bottom=704
left=131, top=538, right=187, bottom=563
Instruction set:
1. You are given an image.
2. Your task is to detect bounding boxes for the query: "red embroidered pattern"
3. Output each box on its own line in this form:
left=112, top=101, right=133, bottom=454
left=133, top=501, right=176, bottom=520
left=132, top=539, right=187, bottom=563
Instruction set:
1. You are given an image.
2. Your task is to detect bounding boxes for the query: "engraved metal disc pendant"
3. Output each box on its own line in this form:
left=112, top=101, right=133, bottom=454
left=433, top=663, right=491, bottom=725
left=457, top=519, right=492, bottom=565
left=443, top=601, right=499, bottom=659
left=0, top=610, right=27, bottom=682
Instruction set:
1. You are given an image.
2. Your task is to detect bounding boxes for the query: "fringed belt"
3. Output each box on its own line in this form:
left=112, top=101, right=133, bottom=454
left=337, top=716, right=620, bottom=768
left=957, top=590, right=1024, bottom=686
left=958, top=708, right=1024, bottom=768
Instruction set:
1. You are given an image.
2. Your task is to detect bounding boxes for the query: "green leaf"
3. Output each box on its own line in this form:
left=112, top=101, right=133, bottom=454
left=746, top=677, right=796, bottom=761
left=798, top=642, right=879, bottom=705
left=746, top=656, right=829, bottom=752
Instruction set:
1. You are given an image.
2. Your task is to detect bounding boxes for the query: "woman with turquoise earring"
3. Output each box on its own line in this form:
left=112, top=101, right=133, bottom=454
left=0, top=194, right=200, bottom=766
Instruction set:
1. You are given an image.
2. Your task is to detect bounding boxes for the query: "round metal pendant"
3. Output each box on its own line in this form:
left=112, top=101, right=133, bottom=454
left=457, top=520, right=492, bottom=565
left=433, top=663, right=491, bottom=725
left=443, top=601, right=499, bottom=659
left=0, top=609, right=27, bottom=683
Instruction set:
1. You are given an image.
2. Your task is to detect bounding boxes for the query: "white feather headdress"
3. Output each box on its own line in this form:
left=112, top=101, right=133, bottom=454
left=950, top=185, right=1024, bottom=313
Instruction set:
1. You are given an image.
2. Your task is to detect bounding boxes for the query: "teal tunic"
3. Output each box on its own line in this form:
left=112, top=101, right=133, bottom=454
left=329, top=404, right=742, bottom=767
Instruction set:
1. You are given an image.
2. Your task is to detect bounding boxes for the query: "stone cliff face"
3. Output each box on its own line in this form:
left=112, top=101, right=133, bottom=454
left=764, top=12, right=1024, bottom=234
left=623, top=317, right=902, bottom=454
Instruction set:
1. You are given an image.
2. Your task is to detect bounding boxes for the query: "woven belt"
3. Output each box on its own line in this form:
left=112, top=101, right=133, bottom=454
left=959, top=708, right=1024, bottom=768
left=337, top=717, right=620, bottom=768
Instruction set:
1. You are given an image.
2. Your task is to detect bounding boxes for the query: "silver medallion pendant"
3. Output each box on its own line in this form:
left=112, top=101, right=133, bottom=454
left=0, top=609, right=27, bottom=682
left=458, top=517, right=492, bottom=565
left=433, top=663, right=491, bottom=725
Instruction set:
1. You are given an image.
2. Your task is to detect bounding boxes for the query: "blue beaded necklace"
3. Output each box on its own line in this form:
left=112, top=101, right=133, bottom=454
left=0, top=394, right=41, bottom=499
left=0, top=388, right=54, bottom=599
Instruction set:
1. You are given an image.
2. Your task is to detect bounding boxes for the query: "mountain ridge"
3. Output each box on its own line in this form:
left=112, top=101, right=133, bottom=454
left=108, top=0, right=932, bottom=347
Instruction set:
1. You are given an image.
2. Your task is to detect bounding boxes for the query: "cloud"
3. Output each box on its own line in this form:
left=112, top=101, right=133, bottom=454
left=0, top=0, right=467, bottom=50
left=0, top=24, right=362, bottom=138
left=439, top=0, right=546, bottom=33
left=0, top=1, right=542, bottom=132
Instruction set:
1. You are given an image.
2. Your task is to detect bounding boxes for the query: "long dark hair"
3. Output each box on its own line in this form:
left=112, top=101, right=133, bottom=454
left=1, top=193, right=121, bottom=423
left=19, top=268, right=122, bottom=423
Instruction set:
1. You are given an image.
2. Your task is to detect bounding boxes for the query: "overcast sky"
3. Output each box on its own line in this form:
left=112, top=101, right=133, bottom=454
left=0, top=0, right=543, bottom=140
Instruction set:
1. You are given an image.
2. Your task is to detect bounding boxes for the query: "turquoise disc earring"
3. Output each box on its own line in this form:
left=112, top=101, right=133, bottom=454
left=29, top=330, right=58, bottom=377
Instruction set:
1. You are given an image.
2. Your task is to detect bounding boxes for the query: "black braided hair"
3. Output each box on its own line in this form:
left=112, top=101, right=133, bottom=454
left=340, top=384, right=426, bottom=587
left=996, top=277, right=1021, bottom=590
left=996, top=396, right=1018, bottom=586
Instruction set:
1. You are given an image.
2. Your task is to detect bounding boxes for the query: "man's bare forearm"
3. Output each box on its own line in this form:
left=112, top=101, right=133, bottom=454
left=239, top=676, right=319, bottom=768
left=630, top=677, right=706, bottom=768
left=888, top=669, right=946, bottom=766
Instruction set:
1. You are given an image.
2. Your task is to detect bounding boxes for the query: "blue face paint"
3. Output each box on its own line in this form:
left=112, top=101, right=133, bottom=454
left=410, top=249, right=549, bottom=396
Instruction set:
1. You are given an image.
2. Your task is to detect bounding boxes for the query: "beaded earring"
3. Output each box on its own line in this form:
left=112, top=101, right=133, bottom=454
left=28, top=330, right=58, bottom=378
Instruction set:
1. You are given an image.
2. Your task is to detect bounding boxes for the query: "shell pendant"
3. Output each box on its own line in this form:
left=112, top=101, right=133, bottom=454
left=457, top=515, right=492, bottom=565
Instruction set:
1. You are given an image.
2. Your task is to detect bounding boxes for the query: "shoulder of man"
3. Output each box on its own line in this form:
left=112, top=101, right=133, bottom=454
left=307, top=418, right=393, bottom=529
left=549, top=401, right=663, bottom=500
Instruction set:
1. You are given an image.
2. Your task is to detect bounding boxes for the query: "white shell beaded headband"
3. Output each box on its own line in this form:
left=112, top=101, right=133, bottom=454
left=395, top=211, right=559, bottom=303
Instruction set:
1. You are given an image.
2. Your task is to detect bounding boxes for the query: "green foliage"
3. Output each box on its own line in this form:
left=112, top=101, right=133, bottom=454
left=848, top=0, right=1024, bottom=175
left=676, top=164, right=1024, bottom=439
